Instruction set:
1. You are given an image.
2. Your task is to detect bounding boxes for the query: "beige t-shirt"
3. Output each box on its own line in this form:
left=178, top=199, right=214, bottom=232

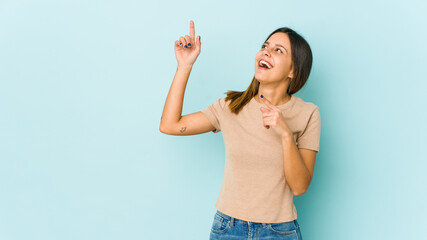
left=201, top=94, right=321, bottom=223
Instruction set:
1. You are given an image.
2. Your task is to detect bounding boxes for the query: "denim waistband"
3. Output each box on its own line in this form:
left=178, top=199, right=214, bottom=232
left=215, top=210, right=299, bottom=228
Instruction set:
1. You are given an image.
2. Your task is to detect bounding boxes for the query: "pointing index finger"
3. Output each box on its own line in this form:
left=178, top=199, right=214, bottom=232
left=261, top=95, right=279, bottom=110
left=190, top=20, right=195, bottom=39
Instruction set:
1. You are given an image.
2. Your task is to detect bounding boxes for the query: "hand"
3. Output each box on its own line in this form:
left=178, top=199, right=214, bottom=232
left=259, top=95, right=292, bottom=138
left=174, top=20, right=201, bottom=68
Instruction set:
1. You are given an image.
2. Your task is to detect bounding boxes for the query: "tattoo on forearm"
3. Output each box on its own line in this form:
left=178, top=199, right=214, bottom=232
left=180, top=126, right=187, bottom=133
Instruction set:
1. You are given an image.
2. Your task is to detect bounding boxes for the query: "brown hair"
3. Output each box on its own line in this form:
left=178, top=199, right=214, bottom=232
left=224, top=27, right=313, bottom=114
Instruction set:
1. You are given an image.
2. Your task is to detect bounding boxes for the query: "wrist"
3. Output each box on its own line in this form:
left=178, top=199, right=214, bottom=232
left=177, top=64, right=193, bottom=70
left=281, top=130, right=293, bottom=141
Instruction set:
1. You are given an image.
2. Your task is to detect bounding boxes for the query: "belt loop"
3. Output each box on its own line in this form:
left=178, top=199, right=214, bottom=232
left=230, top=217, right=234, bottom=227
left=262, top=223, right=266, bottom=227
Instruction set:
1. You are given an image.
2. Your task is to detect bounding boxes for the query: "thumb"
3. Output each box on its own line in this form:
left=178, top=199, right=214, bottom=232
left=260, top=107, right=270, bottom=113
left=197, top=35, right=201, bottom=46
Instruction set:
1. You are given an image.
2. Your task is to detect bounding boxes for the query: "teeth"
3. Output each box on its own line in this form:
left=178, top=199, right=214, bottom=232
left=259, top=60, right=272, bottom=69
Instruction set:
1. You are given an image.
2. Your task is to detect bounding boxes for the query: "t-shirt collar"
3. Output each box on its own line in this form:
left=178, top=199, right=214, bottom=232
left=248, top=94, right=296, bottom=110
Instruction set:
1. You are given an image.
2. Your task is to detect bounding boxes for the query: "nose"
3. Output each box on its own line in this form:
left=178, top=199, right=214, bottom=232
left=262, top=48, right=271, bottom=57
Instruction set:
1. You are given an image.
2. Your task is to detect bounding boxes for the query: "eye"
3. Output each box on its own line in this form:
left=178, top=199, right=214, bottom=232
left=261, top=45, right=283, bottom=53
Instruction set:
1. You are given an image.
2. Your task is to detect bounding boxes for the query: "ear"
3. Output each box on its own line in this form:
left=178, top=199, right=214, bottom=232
left=288, top=69, right=294, bottom=79
left=287, top=63, right=294, bottom=79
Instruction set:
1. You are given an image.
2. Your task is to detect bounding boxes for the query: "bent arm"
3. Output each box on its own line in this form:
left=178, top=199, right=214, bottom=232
left=281, top=135, right=313, bottom=196
left=159, top=65, right=215, bottom=135
left=160, top=64, right=192, bottom=131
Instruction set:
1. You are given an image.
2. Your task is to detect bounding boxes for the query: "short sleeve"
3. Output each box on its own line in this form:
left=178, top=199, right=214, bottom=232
left=297, top=107, right=321, bottom=152
left=200, top=98, right=225, bottom=134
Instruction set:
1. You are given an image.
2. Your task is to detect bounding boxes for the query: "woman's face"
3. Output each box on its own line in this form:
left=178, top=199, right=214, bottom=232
left=255, top=32, right=293, bottom=84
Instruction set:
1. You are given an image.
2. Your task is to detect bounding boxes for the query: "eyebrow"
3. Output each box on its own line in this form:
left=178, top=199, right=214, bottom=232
left=264, top=41, right=288, bottom=54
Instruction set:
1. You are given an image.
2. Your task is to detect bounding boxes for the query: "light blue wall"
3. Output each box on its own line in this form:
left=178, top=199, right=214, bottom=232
left=1, top=0, right=426, bottom=239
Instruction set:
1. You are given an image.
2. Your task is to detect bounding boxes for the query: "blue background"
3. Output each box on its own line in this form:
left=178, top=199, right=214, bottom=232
left=1, top=0, right=426, bottom=239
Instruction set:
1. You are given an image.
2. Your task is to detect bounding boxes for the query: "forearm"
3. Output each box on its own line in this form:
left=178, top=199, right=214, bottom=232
left=281, top=134, right=311, bottom=196
left=160, top=64, right=193, bottom=131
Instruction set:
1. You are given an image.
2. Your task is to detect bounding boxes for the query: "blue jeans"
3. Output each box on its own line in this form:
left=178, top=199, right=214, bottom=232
left=209, top=210, right=303, bottom=240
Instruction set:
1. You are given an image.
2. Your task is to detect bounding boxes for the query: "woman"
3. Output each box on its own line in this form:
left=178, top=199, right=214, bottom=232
left=160, top=20, right=320, bottom=240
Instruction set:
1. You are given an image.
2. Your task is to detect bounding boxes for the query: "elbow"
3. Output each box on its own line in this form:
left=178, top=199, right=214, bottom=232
left=293, top=190, right=306, bottom=197
left=293, top=186, right=309, bottom=197
left=159, top=124, right=169, bottom=135
left=294, top=176, right=312, bottom=196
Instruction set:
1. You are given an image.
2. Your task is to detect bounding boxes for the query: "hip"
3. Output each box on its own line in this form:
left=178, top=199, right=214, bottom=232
left=210, top=210, right=303, bottom=240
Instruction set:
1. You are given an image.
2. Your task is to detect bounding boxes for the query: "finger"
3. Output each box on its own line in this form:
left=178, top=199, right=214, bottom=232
left=262, top=113, right=274, bottom=118
left=264, top=120, right=271, bottom=129
left=261, top=115, right=271, bottom=129
left=262, top=117, right=274, bottom=128
left=190, top=20, right=195, bottom=40
left=260, top=95, right=280, bottom=111
left=260, top=107, right=272, bottom=114
left=184, top=35, right=192, bottom=48
left=179, top=36, right=187, bottom=48
left=175, top=40, right=184, bottom=49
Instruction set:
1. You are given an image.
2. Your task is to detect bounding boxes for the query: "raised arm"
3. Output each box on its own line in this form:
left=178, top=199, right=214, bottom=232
left=159, top=20, right=215, bottom=136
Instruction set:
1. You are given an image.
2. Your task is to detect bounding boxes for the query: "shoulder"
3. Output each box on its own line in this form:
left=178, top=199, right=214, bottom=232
left=212, top=97, right=230, bottom=109
left=203, top=97, right=230, bottom=114
left=292, top=95, right=319, bottom=114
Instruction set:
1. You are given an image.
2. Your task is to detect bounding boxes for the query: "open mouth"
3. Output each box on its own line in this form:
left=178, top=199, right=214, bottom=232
left=258, top=59, right=273, bottom=70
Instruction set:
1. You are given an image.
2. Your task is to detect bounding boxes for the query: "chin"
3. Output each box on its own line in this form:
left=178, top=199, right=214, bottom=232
left=255, top=73, right=281, bottom=85
left=254, top=71, right=269, bottom=81
left=254, top=75, right=269, bottom=83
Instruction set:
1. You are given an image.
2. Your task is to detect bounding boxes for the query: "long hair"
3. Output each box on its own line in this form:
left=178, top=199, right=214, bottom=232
left=224, top=27, right=313, bottom=114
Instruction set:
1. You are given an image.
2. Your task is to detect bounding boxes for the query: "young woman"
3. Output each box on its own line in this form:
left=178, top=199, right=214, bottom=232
left=160, top=20, right=320, bottom=240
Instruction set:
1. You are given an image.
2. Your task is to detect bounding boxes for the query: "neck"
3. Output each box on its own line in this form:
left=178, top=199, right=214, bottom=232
left=255, top=89, right=291, bottom=105
left=255, top=79, right=292, bottom=105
